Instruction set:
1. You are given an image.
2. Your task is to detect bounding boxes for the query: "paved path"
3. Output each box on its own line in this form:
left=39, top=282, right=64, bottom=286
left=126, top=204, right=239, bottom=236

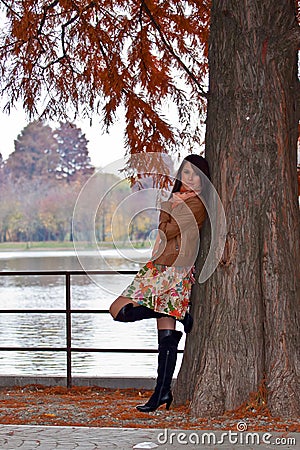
left=0, top=425, right=298, bottom=449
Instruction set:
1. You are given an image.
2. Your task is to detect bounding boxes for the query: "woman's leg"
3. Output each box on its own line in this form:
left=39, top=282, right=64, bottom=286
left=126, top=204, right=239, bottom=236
left=110, top=296, right=164, bottom=322
left=136, top=316, right=181, bottom=413
left=110, top=297, right=192, bottom=332
left=109, top=296, right=138, bottom=319
left=156, top=316, right=176, bottom=330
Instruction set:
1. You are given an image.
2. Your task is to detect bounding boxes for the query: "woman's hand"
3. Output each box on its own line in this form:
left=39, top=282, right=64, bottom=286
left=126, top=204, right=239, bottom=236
left=170, top=191, right=197, bottom=209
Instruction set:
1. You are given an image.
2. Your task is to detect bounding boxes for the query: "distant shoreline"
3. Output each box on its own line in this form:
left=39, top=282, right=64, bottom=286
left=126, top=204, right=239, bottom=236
left=0, top=241, right=151, bottom=252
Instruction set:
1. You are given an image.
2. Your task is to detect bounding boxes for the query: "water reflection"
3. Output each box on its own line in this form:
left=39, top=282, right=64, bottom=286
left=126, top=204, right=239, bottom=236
left=0, top=251, right=185, bottom=377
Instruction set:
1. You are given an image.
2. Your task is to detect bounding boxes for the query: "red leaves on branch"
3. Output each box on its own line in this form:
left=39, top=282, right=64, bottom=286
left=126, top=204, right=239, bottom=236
left=0, top=1, right=210, bottom=157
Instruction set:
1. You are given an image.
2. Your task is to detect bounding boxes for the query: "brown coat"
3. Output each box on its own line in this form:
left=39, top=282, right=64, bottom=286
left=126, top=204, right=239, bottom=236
left=153, top=196, right=207, bottom=267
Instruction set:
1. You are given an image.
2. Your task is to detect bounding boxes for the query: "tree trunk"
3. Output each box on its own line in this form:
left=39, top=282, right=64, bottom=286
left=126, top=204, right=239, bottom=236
left=175, top=0, right=300, bottom=417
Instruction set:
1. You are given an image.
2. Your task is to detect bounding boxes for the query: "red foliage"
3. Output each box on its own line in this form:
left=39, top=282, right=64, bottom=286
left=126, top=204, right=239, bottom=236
left=0, top=1, right=210, bottom=158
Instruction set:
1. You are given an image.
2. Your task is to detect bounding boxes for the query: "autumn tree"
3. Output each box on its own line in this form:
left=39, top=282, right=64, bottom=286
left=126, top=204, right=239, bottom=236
left=0, top=180, right=19, bottom=242
left=54, top=122, right=94, bottom=182
left=38, top=182, right=81, bottom=241
left=3, top=120, right=94, bottom=182
left=5, top=121, right=59, bottom=181
left=0, top=171, right=131, bottom=242
left=174, top=1, right=300, bottom=418
left=0, top=177, right=58, bottom=242
left=74, top=171, right=128, bottom=242
left=0, top=0, right=299, bottom=418
left=0, top=153, right=4, bottom=186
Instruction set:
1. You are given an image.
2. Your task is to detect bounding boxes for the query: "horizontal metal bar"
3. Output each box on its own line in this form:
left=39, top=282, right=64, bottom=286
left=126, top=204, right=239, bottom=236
left=69, top=349, right=184, bottom=354
left=0, top=347, right=184, bottom=353
left=0, top=310, right=109, bottom=314
left=0, top=270, right=138, bottom=276
left=0, top=347, right=68, bottom=352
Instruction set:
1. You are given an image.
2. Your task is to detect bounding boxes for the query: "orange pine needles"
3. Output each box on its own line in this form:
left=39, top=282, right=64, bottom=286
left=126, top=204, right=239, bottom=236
left=0, top=1, right=210, bottom=159
left=0, top=384, right=299, bottom=432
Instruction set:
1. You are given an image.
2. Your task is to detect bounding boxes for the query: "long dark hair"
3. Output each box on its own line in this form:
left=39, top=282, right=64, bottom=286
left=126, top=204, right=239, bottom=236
left=171, top=154, right=211, bottom=194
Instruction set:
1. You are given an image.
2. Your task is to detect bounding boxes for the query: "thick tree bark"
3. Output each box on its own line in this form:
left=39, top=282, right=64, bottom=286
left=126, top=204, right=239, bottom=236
left=175, top=0, right=300, bottom=417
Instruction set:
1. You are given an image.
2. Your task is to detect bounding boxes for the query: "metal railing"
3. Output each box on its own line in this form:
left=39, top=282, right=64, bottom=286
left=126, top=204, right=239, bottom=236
left=0, top=270, right=183, bottom=387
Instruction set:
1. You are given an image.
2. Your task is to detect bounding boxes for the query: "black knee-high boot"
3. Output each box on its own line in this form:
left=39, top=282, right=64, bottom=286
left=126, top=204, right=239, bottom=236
left=115, top=303, right=193, bottom=333
left=136, top=329, right=182, bottom=412
left=114, top=303, right=164, bottom=322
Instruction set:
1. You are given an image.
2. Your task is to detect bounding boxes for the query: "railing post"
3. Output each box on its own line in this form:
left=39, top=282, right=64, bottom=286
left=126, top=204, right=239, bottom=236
left=66, top=272, right=72, bottom=388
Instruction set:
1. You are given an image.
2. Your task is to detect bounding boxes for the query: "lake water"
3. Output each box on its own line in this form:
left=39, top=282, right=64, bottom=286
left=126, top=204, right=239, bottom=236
left=0, top=249, right=185, bottom=378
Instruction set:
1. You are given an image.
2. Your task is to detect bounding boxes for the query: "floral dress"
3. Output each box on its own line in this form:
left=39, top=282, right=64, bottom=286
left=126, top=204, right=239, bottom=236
left=121, top=261, right=195, bottom=320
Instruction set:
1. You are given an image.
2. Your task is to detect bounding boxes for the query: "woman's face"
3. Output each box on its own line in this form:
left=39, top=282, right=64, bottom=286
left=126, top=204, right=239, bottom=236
left=180, top=161, right=201, bottom=191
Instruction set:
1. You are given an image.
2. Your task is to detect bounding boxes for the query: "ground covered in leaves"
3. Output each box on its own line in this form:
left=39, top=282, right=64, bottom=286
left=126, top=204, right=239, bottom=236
left=0, top=385, right=299, bottom=433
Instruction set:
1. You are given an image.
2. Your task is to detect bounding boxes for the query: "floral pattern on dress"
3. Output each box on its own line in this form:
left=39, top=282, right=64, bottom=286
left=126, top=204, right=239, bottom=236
left=121, top=261, right=194, bottom=320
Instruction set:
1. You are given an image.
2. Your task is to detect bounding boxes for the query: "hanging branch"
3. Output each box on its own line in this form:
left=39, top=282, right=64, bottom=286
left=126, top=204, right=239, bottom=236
left=0, top=0, right=21, bottom=18
left=140, top=0, right=208, bottom=98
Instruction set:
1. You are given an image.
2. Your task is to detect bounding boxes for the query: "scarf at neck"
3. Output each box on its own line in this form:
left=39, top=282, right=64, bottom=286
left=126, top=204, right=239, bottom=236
left=171, top=185, right=198, bottom=208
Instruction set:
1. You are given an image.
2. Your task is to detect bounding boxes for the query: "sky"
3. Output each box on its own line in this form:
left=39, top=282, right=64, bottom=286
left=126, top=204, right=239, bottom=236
left=0, top=107, right=127, bottom=170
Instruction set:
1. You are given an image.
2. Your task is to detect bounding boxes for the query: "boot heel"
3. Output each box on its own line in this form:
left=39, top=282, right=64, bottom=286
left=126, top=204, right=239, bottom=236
left=166, top=399, right=172, bottom=410
left=165, top=392, right=173, bottom=410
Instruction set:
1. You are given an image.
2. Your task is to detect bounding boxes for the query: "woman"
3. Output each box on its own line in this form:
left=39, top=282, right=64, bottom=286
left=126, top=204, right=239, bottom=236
left=109, top=154, right=209, bottom=412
